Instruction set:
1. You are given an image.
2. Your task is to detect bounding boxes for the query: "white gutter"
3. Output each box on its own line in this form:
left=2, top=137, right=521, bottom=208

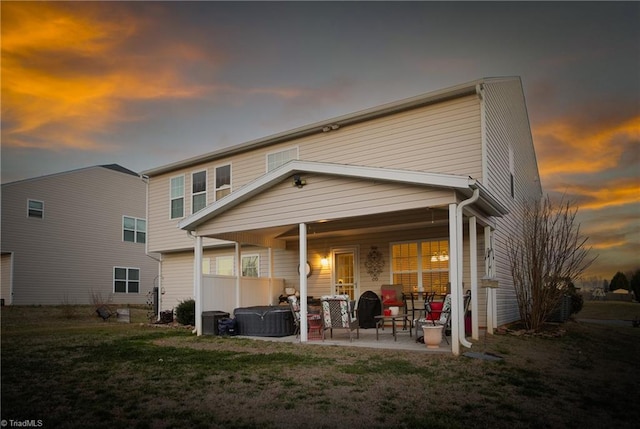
left=456, top=186, right=480, bottom=349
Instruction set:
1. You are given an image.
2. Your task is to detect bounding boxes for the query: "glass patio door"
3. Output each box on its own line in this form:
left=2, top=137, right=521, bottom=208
left=333, top=247, right=358, bottom=300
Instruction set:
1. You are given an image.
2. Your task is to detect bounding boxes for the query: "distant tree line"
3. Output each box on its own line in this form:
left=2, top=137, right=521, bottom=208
left=608, top=270, right=640, bottom=298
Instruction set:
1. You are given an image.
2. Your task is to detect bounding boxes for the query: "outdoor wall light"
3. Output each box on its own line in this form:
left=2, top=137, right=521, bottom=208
left=320, top=256, right=329, bottom=268
left=293, top=175, right=306, bottom=188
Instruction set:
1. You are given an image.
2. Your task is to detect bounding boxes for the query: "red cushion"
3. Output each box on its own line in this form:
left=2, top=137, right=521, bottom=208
left=427, top=302, right=443, bottom=320
left=381, top=289, right=396, bottom=303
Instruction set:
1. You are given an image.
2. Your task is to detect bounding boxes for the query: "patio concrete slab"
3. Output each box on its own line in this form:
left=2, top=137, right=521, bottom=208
left=237, top=325, right=453, bottom=353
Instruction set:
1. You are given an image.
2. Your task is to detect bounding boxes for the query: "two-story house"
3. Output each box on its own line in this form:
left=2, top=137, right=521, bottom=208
left=1, top=165, right=159, bottom=306
left=143, top=77, right=542, bottom=354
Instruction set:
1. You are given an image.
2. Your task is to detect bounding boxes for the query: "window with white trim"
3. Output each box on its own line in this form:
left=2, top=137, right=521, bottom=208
left=215, top=164, right=231, bottom=200
left=391, top=239, right=449, bottom=295
left=170, top=175, right=185, bottom=219
left=114, top=267, right=140, bottom=293
left=123, top=216, right=146, bottom=243
left=192, top=170, right=207, bottom=213
left=267, top=147, right=298, bottom=172
left=216, top=256, right=234, bottom=276
left=28, top=199, right=44, bottom=219
left=242, top=254, right=260, bottom=277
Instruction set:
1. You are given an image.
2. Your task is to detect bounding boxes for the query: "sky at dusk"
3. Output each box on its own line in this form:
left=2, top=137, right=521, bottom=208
left=1, top=1, right=638, bottom=280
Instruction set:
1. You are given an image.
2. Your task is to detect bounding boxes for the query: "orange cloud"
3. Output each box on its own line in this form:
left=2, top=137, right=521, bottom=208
left=534, top=114, right=639, bottom=178
left=0, top=2, right=218, bottom=151
left=560, top=177, right=640, bottom=210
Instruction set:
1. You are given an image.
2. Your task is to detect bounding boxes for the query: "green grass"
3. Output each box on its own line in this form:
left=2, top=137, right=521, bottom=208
left=577, top=300, right=640, bottom=320
left=2, top=305, right=639, bottom=428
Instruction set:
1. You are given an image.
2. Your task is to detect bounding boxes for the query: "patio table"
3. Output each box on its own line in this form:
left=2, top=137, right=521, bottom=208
left=374, top=314, right=413, bottom=341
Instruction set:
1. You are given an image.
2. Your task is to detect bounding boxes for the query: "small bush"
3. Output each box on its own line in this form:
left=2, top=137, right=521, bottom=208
left=175, top=299, right=195, bottom=326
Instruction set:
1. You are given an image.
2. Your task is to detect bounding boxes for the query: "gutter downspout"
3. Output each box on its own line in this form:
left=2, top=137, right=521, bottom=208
left=140, top=174, right=163, bottom=322
left=456, top=185, right=480, bottom=349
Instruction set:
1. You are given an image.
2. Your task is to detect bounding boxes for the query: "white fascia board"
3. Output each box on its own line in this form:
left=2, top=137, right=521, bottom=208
left=179, top=160, right=476, bottom=231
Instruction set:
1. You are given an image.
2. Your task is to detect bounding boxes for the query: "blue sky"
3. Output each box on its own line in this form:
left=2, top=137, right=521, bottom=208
left=2, top=1, right=638, bottom=280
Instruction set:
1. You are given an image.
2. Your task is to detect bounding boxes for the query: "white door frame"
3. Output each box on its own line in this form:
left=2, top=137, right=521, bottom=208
left=332, top=246, right=359, bottom=300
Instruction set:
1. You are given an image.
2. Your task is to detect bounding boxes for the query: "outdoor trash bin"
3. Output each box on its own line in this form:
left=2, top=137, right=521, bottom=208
left=202, top=311, right=230, bottom=335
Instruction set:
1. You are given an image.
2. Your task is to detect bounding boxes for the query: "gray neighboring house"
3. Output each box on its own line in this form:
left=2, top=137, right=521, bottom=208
left=1, top=164, right=159, bottom=306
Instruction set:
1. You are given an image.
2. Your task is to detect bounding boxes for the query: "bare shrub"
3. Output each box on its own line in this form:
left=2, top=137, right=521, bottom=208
left=508, top=196, right=596, bottom=331
left=59, top=294, right=78, bottom=319
left=89, top=290, right=114, bottom=312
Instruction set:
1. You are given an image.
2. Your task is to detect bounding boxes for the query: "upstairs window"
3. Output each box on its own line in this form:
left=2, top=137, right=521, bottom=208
left=192, top=170, right=207, bottom=213
left=28, top=199, right=44, bottom=219
left=215, top=164, right=231, bottom=200
left=267, top=147, right=298, bottom=172
left=123, top=216, right=146, bottom=243
left=114, top=267, right=140, bottom=293
left=170, top=175, right=185, bottom=219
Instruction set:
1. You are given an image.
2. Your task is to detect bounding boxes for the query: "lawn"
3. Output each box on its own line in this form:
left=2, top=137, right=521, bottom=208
left=1, top=303, right=639, bottom=429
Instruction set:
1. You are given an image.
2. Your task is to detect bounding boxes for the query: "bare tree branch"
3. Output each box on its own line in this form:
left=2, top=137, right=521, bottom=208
left=508, top=196, right=596, bottom=331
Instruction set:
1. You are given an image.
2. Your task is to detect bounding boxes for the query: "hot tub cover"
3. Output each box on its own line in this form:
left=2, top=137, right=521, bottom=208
left=233, top=306, right=295, bottom=337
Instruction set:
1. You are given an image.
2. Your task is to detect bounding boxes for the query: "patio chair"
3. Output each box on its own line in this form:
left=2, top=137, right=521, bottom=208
left=380, top=284, right=405, bottom=312
left=321, top=295, right=359, bottom=342
left=96, top=305, right=115, bottom=321
left=288, top=295, right=301, bottom=337
left=403, top=291, right=435, bottom=322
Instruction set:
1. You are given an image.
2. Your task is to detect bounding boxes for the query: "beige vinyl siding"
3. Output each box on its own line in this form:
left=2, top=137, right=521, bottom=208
left=482, top=78, right=542, bottom=326
left=303, top=96, right=482, bottom=175
left=197, top=174, right=456, bottom=236
left=147, top=95, right=483, bottom=252
left=1, top=167, right=157, bottom=305
left=159, top=252, right=195, bottom=311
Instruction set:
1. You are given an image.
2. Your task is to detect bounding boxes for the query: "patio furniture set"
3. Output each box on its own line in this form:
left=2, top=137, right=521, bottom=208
left=219, top=284, right=469, bottom=348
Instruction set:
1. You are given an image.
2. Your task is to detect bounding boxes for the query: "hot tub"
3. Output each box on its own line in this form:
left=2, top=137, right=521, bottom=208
left=233, top=306, right=295, bottom=337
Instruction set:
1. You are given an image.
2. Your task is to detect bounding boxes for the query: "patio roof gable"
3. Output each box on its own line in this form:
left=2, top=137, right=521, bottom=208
left=177, top=161, right=503, bottom=232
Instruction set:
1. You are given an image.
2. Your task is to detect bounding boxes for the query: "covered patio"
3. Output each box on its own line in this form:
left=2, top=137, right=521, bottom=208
left=178, top=160, right=507, bottom=355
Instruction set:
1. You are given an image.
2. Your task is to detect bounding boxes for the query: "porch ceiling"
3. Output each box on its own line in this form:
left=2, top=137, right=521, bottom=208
left=207, top=207, right=451, bottom=247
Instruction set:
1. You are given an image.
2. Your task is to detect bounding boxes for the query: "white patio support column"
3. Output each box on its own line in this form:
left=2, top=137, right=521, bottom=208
left=299, top=223, right=308, bottom=342
left=469, top=216, right=479, bottom=340
left=268, top=247, right=274, bottom=305
left=235, top=242, right=241, bottom=309
left=484, top=226, right=496, bottom=335
left=194, top=235, right=203, bottom=336
left=448, top=203, right=460, bottom=356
